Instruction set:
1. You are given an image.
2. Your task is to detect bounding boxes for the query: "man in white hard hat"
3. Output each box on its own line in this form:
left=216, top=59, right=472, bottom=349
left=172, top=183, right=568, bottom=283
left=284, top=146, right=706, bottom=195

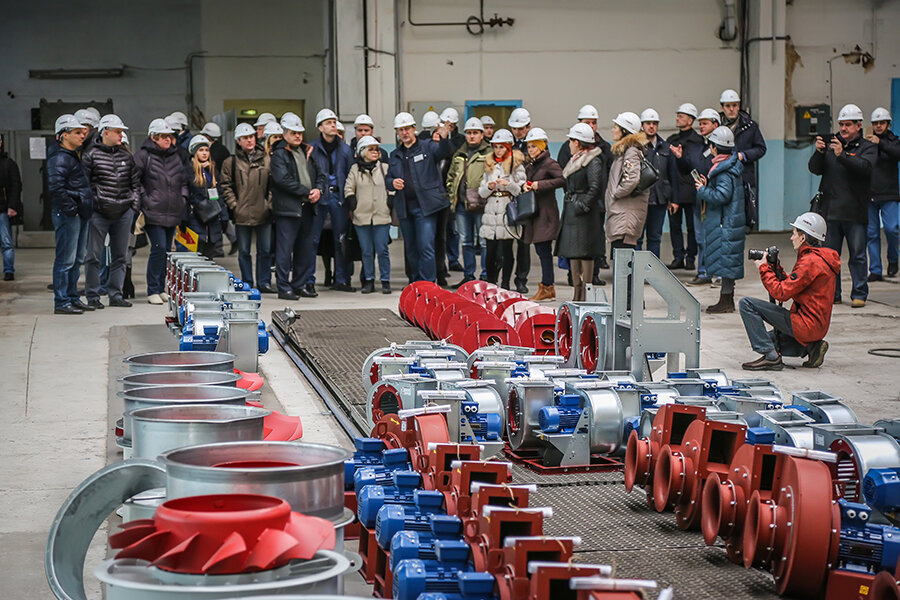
left=82, top=114, right=139, bottom=309
left=349, top=114, right=387, bottom=162
left=809, top=103, right=878, bottom=307
left=738, top=212, right=840, bottom=370
left=309, top=108, right=356, bottom=292
left=508, top=108, right=531, bottom=153
left=221, top=122, right=274, bottom=294
left=667, top=103, right=703, bottom=272
left=505, top=107, right=536, bottom=293
left=479, top=115, right=496, bottom=140
left=637, top=108, right=681, bottom=262
left=74, top=108, right=100, bottom=151
left=436, top=107, right=464, bottom=281
left=418, top=111, right=441, bottom=141
left=386, top=111, right=453, bottom=283
left=440, top=107, right=464, bottom=149
left=47, top=115, right=91, bottom=314
left=865, top=107, right=900, bottom=280
left=719, top=89, right=766, bottom=218
left=253, top=113, right=278, bottom=142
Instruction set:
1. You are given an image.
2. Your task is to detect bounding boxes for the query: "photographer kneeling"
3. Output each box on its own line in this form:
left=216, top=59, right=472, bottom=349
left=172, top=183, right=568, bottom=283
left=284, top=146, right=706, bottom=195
left=738, top=212, right=840, bottom=370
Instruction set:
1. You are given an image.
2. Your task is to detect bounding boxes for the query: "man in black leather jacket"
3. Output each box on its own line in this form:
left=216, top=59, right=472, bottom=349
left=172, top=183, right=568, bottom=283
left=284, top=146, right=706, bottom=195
left=866, top=107, right=900, bottom=280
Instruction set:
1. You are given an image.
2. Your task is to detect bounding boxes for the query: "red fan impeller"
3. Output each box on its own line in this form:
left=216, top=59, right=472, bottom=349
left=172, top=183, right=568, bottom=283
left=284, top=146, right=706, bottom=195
left=110, top=494, right=334, bottom=574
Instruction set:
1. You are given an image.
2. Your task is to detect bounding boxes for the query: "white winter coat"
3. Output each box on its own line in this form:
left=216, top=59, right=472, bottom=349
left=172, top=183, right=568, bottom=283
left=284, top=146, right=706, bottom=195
left=478, top=150, right=527, bottom=240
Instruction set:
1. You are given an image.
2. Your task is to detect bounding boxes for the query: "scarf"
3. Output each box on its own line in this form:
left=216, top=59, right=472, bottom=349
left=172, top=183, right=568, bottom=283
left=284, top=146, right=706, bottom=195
left=708, top=152, right=729, bottom=176
left=357, top=155, right=377, bottom=173
left=562, top=146, right=601, bottom=179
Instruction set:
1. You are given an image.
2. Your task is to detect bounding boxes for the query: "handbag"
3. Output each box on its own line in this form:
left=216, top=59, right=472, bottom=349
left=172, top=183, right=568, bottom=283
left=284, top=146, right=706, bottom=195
left=513, top=190, right=537, bottom=222
left=810, top=191, right=824, bottom=215
left=465, top=188, right=486, bottom=212
left=193, top=193, right=222, bottom=224
left=631, top=148, right=660, bottom=196
left=743, top=181, right=759, bottom=230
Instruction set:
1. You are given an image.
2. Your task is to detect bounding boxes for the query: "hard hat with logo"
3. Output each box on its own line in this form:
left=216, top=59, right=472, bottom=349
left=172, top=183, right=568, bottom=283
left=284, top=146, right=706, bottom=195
left=479, top=115, right=496, bottom=126
left=577, top=104, right=599, bottom=120
left=463, top=117, right=484, bottom=132
left=524, top=127, right=549, bottom=143
left=490, top=129, right=515, bottom=144
left=837, top=104, right=864, bottom=122
left=613, top=112, right=641, bottom=135
left=440, top=107, right=459, bottom=124
left=640, top=108, right=660, bottom=123
left=708, top=126, right=735, bottom=148
left=98, top=114, right=128, bottom=132
left=280, top=112, right=305, bottom=133
left=235, top=123, right=256, bottom=138
left=421, top=111, right=440, bottom=129
left=188, top=134, right=210, bottom=156
left=315, top=108, right=338, bottom=126
left=394, top=112, right=416, bottom=129
left=148, top=118, right=176, bottom=136
left=74, top=108, right=99, bottom=128
left=676, top=103, right=699, bottom=119
left=200, top=122, right=221, bottom=138
left=508, top=108, right=531, bottom=128
left=790, top=211, right=827, bottom=241
left=697, top=108, right=721, bottom=123
left=55, top=114, right=84, bottom=135
left=253, top=112, right=277, bottom=127
left=354, top=114, right=375, bottom=128
left=356, top=135, right=380, bottom=153
left=567, top=123, right=596, bottom=144
left=719, top=89, right=741, bottom=104
left=263, top=122, right=283, bottom=137
left=871, top=107, right=892, bottom=123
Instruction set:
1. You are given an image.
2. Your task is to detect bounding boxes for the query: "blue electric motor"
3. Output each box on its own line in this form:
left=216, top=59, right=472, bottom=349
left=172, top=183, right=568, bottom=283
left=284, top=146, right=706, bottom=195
left=461, top=401, right=502, bottom=442
left=344, top=438, right=386, bottom=489
left=538, top=394, right=583, bottom=434
left=837, top=499, right=900, bottom=573
left=375, top=489, right=447, bottom=548
left=394, top=555, right=495, bottom=600
left=353, top=448, right=412, bottom=494
left=257, top=321, right=269, bottom=354
left=864, top=468, right=900, bottom=514
left=179, top=323, right=220, bottom=351
left=390, top=534, right=470, bottom=571
left=358, top=470, right=422, bottom=527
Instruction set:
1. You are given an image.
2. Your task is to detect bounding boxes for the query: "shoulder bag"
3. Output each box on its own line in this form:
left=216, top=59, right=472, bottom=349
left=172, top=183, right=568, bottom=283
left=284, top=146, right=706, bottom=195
left=630, top=147, right=660, bottom=196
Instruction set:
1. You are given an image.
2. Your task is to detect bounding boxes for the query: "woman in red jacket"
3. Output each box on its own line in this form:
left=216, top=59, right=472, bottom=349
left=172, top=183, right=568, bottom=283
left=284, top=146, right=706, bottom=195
left=739, top=212, right=840, bottom=370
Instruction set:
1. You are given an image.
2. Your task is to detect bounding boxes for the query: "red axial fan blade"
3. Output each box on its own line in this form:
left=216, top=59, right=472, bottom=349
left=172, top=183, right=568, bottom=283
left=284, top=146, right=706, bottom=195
left=263, top=410, right=304, bottom=441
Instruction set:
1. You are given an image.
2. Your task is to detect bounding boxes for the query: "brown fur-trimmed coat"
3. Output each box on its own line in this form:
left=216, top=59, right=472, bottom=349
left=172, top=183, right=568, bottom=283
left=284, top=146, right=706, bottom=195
left=604, top=131, right=650, bottom=245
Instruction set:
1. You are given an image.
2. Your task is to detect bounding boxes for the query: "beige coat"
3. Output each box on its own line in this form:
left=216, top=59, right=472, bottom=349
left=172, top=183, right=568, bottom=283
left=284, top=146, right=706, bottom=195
left=604, top=132, right=650, bottom=245
left=478, top=150, right=527, bottom=241
left=344, top=160, right=392, bottom=227
left=221, top=147, right=271, bottom=226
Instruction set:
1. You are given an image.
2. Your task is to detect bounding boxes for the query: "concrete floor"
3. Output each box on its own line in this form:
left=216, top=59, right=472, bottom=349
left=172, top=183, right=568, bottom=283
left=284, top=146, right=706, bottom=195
left=1, top=232, right=898, bottom=599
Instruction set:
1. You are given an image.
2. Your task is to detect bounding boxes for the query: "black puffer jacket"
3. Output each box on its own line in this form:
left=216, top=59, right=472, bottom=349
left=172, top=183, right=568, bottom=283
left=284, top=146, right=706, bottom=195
left=268, top=139, right=327, bottom=218
left=134, top=138, right=188, bottom=227
left=82, top=143, right=140, bottom=218
left=645, top=135, right=680, bottom=206
left=808, top=132, right=877, bottom=224
left=47, top=143, right=92, bottom=217
left=870, top=129, right=900, bottom=202
left=0, top=151, right=23, bottom=216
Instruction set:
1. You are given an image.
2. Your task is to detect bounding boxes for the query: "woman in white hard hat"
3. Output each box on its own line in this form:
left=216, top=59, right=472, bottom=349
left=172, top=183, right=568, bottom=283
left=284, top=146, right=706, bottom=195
left=263, top=121, right=284, bottom=156
left=478, top=129, right=527, bottom=289
left=557, top=123, right=608, bottom=301
left=604, top=112, right=650, bottom=252
left=184, top=135, right=226, bottom=259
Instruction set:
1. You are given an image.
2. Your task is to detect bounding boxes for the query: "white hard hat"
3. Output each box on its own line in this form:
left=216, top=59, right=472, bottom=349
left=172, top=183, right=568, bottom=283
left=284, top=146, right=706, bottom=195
left=697, top=108, right=721, bottom=123
left=463, top=117, right=484, bottom=132
left=508, top=108, right=531, bottom=128
left=354, top=114, right=375, bottom=128
left=421, top=111, right=440, bottom=129
left=490, top=129, right=514, bottom=144
left=524, top=127, right=549, bottom=143
left=676, top=103, right=699, bottom=119
left=121, top=132, right=129, bottom=146
left=280, top=112, right=305, bottom=133
left=790, top=211, right=827, bottom=242
left=263, top=121, right=283, bottom=137
left=613, top=112, right=641, bottom=135
left=188, top=134, right=210, bottom=156
left=253, top=112, right=277, bottom=127
left=200, top=122, right=221, bottom=138
left=167, top=111, right=189, bottom=128
left=719, top=89, right=741, bottom=104
left=164, top=115, right=182, bottom=131
left=479, top=115, right=495, bottom=126
left=74, top=108, right=99, bottom=128
left=577, top=104, right=599, bottom=120
left=148, top=118, right=175, bottom=136
left=86, top=107, right=101, bottom=121
left=567, top=123, right=596, bottom=144
left=356, top=135, right=380, bottom=153
left=837, top=104, right=864, bottom=122
left=439, top=107, right=459, bottom=124
left=640, top=108, right=660, bottom=123
left=871, top=107, right=892, bottom=123
left=235, top=123, right=256, bottom=138
left=97, top=114, right=128, bottom=132
left=54, top=114, right=84, bottom=135
left=394, top=112, right=417, bottom=129
left=336, top=121, right=345, bottom=132
left=708, top=126, right=735, bottom=148
left=315, top=108, right=338, bottom=126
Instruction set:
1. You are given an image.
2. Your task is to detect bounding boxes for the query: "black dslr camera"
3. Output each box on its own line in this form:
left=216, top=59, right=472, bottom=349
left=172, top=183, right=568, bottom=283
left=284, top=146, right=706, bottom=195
left=748, top=245, right=779, bottom=265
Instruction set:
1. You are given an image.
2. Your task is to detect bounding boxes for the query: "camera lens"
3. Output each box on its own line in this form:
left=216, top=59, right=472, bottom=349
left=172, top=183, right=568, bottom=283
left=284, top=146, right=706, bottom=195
left=748, top=249, right=764, bottom=260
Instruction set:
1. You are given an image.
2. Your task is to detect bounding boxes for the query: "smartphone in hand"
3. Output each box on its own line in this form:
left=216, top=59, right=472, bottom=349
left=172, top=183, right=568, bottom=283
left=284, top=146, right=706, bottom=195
left=691, top=169, right=702, bottom=184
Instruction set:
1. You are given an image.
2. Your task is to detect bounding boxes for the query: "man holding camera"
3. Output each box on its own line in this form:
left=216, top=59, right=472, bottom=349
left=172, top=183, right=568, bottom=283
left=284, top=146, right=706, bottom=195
left=738, top=212, right=840, bottom=370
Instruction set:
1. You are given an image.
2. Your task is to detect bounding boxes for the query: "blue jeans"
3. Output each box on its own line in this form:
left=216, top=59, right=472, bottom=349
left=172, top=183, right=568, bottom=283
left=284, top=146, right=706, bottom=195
left=236, top=223, right=272, bottom=287
left=446, top=210, right=460, bottom=265
left=144, top=224, right=175, bottom=296
left=534, top=240, right=554, bottom=286
left=694, top=202, right=706, bottom=276
left=399, top=204, right=438, bottom=282
left=0, top=213, right=14, bottom=274
left=636, top=204, right=668, bottom=257
left=825, top=219, right=868, bottom=301
left=455, top=206, right=483, bottom=279
left=355, top=223, right=391, bottom=282
left=867, top=200, right=899, bottom=275
left=274, top=216, right=305, bottom=294
left=298, top=201, right=351, bottom=286
left=738, top=296, right=807, bottom=357
left=51, top=209, right=88, bottom=309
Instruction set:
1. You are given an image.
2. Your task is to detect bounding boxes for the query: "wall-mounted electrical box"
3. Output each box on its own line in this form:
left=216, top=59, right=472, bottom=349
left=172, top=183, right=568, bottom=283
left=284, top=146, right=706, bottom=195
left=795, top=104, right=831, bottom=138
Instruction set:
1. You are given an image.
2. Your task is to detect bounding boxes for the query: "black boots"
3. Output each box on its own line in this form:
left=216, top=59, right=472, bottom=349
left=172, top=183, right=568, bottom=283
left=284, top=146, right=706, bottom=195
left=706, top=292, right=735, bottom=314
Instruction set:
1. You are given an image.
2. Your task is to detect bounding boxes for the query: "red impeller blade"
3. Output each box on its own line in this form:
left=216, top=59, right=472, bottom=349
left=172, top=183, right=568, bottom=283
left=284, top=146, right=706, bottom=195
left=263, top=411, right=303, bottom=441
